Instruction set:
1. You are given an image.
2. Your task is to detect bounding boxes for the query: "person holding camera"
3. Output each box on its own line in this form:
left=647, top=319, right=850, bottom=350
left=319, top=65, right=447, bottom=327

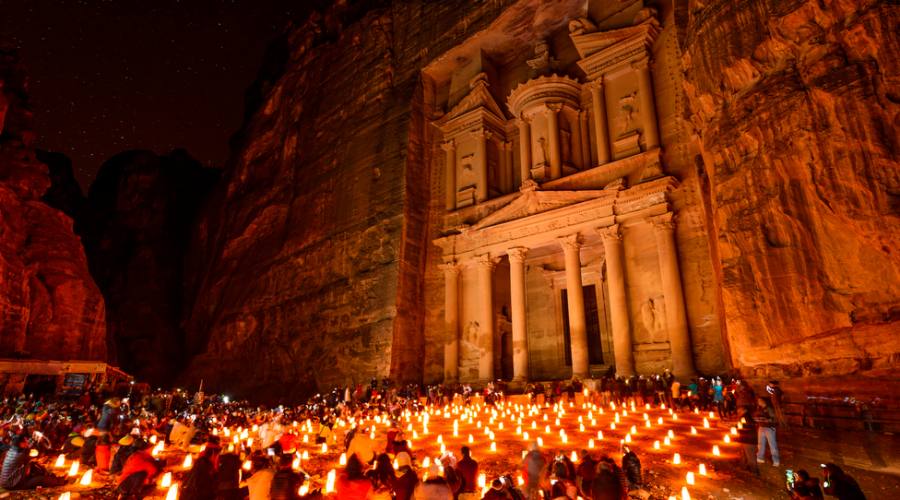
left=787, top=469, right=823, bottom=499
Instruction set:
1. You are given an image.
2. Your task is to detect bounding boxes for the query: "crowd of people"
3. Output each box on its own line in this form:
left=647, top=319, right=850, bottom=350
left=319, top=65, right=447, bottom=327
left=0, top=372, right=869, bottom=499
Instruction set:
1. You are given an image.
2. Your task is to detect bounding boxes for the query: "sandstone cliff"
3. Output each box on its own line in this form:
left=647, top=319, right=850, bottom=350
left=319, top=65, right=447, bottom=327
left=79, top=149, right=219, bottom=385
left=679, top=0, right=900, bottom=389
left=0, top=43, right=106, bottom=361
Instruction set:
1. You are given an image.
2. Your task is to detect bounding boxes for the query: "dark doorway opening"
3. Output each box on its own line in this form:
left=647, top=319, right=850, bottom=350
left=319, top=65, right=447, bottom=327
left=500, top=331, right=514, bottom=380
left=562, top=284, right=604, bottom=366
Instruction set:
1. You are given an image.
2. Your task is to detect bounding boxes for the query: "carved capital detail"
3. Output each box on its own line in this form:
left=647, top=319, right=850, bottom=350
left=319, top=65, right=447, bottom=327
left=586, top=77, right=605, bottom=91
left=440, top=139, right=456, bottom=152
left=558, top=233, right=583, bottom=253
left=597, top=224, right=622, bottom=242
left=438, top=260, right=461, bottom=277
left=471, top=128, right=492, bottom=140
left=544, top=102, right=563, bottom=114
left=518, top=113, right=532, bottom=126
left=475, top=253, right=500, bottom=270
left=507, top=247, right=529, bottom=264
left=649, top=212, right=675, bottom=232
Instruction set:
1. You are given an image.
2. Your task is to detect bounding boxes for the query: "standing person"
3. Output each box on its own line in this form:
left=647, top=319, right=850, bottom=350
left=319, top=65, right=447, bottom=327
left=456, top=446, right=479, bottom=499
left=367, top=453, right=396, bottom=500
left=591, top=456, right=627, bottom=500
left=767, top=380, right=788, bottom=427
left=521, top=442, right=546, bottom=500
left=713, top=379, right=725, bottom=418
left=822, top=463, right=866, bottom=500
left=576, top=449, right=597, bottom=497
left=754, top=397, right=780, bottom=467
left=670, top=379, right=681, bottom=410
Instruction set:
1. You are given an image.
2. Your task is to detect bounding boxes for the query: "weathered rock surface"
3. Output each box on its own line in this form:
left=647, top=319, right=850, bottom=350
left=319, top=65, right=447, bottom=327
left=679, top=0, right=900, bottom=384
left=38, top=150, right=86, bottom=221
left=0, top=42, right=106, bottom=361
left=180, top=0, right=555, bottom=401
left=80, top=149, right=218, bottom=385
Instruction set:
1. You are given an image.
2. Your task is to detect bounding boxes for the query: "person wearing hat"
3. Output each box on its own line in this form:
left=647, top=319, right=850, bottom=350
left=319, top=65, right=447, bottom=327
left=110, top=435, right=139, bottom=475
left=413, top=463, right=453, bottom=499
left=392, top=451, right=418, bottom=500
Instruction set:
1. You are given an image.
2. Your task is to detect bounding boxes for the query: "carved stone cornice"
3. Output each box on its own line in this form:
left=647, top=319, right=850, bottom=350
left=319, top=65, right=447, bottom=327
left=507, top=247, right=529, bottom=264
left=544, top=102, right=563, bottom=114
left=649, top=212, right=675, bottom=232
left=558, top=233, right=584, bottom=253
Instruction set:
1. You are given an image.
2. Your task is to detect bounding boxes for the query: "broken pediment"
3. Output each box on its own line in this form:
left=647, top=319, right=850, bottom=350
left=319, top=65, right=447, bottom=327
left=570, top=14, right=660, bottom=77
left=443, top=72, right=506, bottom=122
left=471, top=187, right=608, bottom=230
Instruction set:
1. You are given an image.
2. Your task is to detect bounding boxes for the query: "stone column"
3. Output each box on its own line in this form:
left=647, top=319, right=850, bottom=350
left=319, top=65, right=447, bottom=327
left=508, top=247, right=529, bottom=382
left=589, top=80, right=611, bottom=164
left=599, top=225, right=635, bottom=376
left=634, top=60, right=660, bottom=150
left=517, top=116, right=532, bottom=186
left=560, top=234, right=589, bottom=379
left=476, top=254, right=497, bottom=382
left=441, top=139, right=456, bottom=211
left=545, top=103, right=563, bottom=180
left=439, top=261, right=461, bottom=382
left=504, top=141, right=515, bottom=193
left=474, top=129, right=490, bottom=202
left=650, top=213, right=696, bottom=378
left=571, top=111, right=584, bottom=169
left=579, top=110, right=591, bottom=169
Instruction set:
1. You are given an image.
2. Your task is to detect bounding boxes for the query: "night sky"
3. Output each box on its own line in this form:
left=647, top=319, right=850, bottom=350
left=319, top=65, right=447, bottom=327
left=1, top=0, right=311, bottom=189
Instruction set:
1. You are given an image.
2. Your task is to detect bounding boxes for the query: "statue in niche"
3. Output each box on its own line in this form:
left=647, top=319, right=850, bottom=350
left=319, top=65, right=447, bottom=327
left=538, top=137, right=549, bottom=165
left=527, top=40, right=557, bottom=77
left=640, top=296, right=665, bottom=340
left=464, top=320, right=480, bottom=344
left=617, top=92, right=639, bottom=137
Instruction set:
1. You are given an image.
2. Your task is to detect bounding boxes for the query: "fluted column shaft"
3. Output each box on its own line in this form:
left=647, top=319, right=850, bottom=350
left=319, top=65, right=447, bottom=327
left=651, top=213, right=696, bottom=378
left=476, top=254, right=497, bottom=381
left=508, top=247, right=529, bottom=381
left=589, top=81, right=611, bottom=164
left=442, top=140, right=456, bottom=211
left=440, top=262, right=461, bottom=382
left=517, top=117, right=532, bottom=186
left=635, top=61, right=660, bottom=150
left=600, top=225, right=635, bottom=376
left=545, top=104, right=562, bottom=180
left=560, top=234, right=589, bottom=379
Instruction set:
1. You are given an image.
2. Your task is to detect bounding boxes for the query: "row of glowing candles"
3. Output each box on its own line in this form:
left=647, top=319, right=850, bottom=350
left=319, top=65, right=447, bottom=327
left=54, top=399, right=742, bottom=499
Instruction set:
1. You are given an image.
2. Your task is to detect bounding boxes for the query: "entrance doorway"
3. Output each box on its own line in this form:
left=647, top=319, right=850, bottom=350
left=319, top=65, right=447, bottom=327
left=500, top=331, right=514, bottom=380
left=561, top=284, right=604, bottom=366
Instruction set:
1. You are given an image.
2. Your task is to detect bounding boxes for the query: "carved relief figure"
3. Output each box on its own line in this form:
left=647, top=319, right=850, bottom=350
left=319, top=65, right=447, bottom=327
left=464, top=320, right=479, bottom=344
left=640, top=295, right=665, bottom=339
left=538, top=137, right=549, bottom=165
left=617, top=92, right=638, bottom=137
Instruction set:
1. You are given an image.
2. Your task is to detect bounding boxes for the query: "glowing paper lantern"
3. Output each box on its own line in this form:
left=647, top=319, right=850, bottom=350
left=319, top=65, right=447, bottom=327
left=54, top=454, right=65, bottom=468
left=182, top=454, right=193, bottom=468
left=166, top=483, right=179, bottom=500
left=325, top=469, right=336, bottom=494
left=673, top=453, right=681, bottom=465
left=712, top=445, right=721, bottom=456
left=160, top=472, right=173, bottom=488
left=698, top=463, right=708, bottom=476
left=59, top=493, right=71, bottom=500
left=79, top=469, right=93, bottom=486
left=686, top=471, right=695, bottom=485
left=681, top=486, right=691, bottom=500
left=653, top=440, right=660, bottom=450
left=339, top=453, right=347, bottom=465
left=67, top=460, right=80, bottom=477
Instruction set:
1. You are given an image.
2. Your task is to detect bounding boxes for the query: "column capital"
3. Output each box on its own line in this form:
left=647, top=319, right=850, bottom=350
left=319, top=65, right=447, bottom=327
left=586, top=77, right=605, bottom=91
left=441, top=139, right=456, bottom=152
left=649, top=212, right=675, bottom=232
left=438, top=260, right=461, bottom=277
left=558, top=233, right=583, bottom=253
left=517, top=113, right=533, bottom=125
left=470, top=128, right=492, bottom=140
left=544, top=102, right=563, bottom=114
left=597, top=224, right=622, bottom=242
left=474, top=253, right=500, bottom=270
left=507, top=247, right=529, bottom=264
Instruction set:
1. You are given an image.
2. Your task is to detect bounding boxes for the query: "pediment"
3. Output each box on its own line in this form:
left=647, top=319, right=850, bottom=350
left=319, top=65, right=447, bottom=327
left=472, top=188, right=607, bottom=230
left=445, top=73, right=506, bottom=121
left=570, top=17, right=660, bottom=60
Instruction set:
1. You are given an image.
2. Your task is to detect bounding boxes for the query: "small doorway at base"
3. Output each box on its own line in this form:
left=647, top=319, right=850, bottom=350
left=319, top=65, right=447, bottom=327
left=500, top=331, right=514, bottom=380
left=561, top=284, right=604, bottom=368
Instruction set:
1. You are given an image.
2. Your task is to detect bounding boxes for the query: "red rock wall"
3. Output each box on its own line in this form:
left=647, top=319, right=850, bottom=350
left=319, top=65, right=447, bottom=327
left=181, top=1, right=516, bottom=401
left=678, top=0, right=900, bottom=384
left=0, top=43, right=106, bottom=361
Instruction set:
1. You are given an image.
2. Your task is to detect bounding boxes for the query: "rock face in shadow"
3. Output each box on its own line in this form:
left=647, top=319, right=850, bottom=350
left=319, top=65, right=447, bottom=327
left=0, top=42, right=106, bottom=361
left=678, top=0, right=900, bottom=385
left=38, top=150, right=86, bottom=221
left=80, top=149, right=219, bottom=385
left=179, top=0, right=552, bottom=402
